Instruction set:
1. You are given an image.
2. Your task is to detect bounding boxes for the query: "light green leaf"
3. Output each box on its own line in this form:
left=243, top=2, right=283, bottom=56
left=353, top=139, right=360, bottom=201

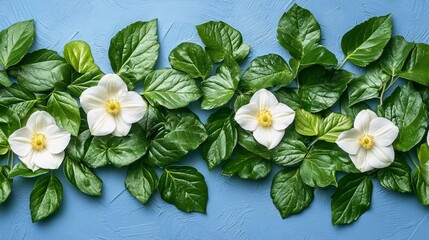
left=63, top=40, right=97, bottom=73
left=47, top=91, right=80, bottom=136
left=30, top=175, right=63, bottom=222
left=63, top=156, right=102, bottom=196
left=222, top=147, right=271, bottom=180
left=0, top=105, right=20, bottom=155
left=109, top=20, right=159, bottom=88
left=377, top=156, right=412, bottom=193
left=417, top=144, right=429, bottom=185
left=8, top=162, right=49, bottom=178
left=341, top=15, right=392, bottom=67
left=379, top=36, right=415, bottom=77
left=294, top=108, right=321, bottom=136
left=318, top=112, right=352, bottom=143
left=125, top=161, right=158, bottom=204
left=143, top=68, right=201, bottom=109
left=412, top=167, right=429, bottom=206
left=159, top=166, right=208, bottom=213
left=399, top=43, right=429, bottom=86
left=168, top=42, right=213, bottom=79
left=0, top=70, right=11, bottom=87
left=0, top=20, right=35, bottom=68
left=0, top=166, right=11, bottom=204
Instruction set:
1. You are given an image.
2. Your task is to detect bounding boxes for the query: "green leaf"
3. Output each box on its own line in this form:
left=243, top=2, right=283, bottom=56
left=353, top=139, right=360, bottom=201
left=277, top=4, right=320, bottom=59
left=196, top=21, right=249, bottom=62
left=8, top=162, right=49, bottom=178
left=0, top=105, right=20, bottom=155
left=83, top=125, right=149, bottom=168
left=299, top=45, right=338, bottom=69
left=331, top=174, right=372, bottom=225
left=234, top=92, right=252, bottom=112
left=9, top=49, right=71, bottom=92
left=377, top=83, right=427, bottom=152
left=377, top=156, right=412, bottom=193
left=0, top=166, right=11, bottom=204
left=143, top=68, right=201, bottom=109
left=340, top=95, right=371, bottom=119
left=318, top=112, right=352, bottom=143
left=271, top=135, right=308, bottom=166
left=63, top=156, right=102, bottom=196
left=417, top=144, right=429, bottom=185
left=109, top=20, right=159, bottom=88
left=0, top=70, right=11, bottom=87
left=379, top=36, right=415, bottom=77
left=63, top=40, right=97, bottom=73
left=298, top=65, right=354, bottom=112
left=30, top=175, right=63, bottom=222
left=294, top=108, right=321, bottom=136
left=0, top=84, right=37, bottom=119
left=412, top=167, right=429, bottom=206
left=67, top=68, right=104, bottom=97
left=341, top=15, right=392, bottom=67
left=0, top=20, right=35, bottom=68
left=202, top=108, right=237, bottom=169
left=271, top=168, right=314, bottom=218
left=137, top=105, right=164, bottom=136
left=237, top=128, right=271, bottom=159
left=274, top=88, right=302, bottom=111
left=125, top=161, right=158, bottom=204
left=200, top=56, right=239, bottom=110
left=240, top=54, right=293, bottom=90
left=158, top=166, right=208, bottom=213
left=47, top=91, right=80, bottom=136
left=348, top=64, right=389, bottom=106
left=168, top=42, right=213, bottom=79
left=222, top=148, right=271, bottom=180
left=399, top=43, right=429, bottom=86
left=66, top=130, right=92, bottom=161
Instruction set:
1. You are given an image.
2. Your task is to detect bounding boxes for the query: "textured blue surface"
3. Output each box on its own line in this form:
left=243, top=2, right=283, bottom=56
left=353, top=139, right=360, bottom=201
left=1, top=0, right=429, bottom=239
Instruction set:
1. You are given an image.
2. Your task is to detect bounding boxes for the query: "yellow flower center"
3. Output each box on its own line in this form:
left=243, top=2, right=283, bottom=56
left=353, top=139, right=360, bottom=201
left=31, top=133, right=47, bottom=151
left=257, top=109, right=273, bottom=127
left=359, top=135, right=375, bottom=150
left=105, top=99, right=121, bottom=115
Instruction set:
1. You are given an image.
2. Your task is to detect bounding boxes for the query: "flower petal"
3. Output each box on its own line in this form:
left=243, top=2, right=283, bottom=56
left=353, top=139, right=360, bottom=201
left=249, top=89, right=278, bottom=111
left=112, top=115, right=132, bottom=137
left=18, top=151, right=39, bottom=172
left=369, top=117, right=399, bottom=146
left=270, top=103, right=295, bottom=131
left=366, top=145, right=395, bottom=169
left=253, top=126, right=284, bottom=150
left=98, top=74, right=128, bottom=98
left=235, top=103, right=259, bottom=131
left=336, top=128, right=362, bottom=155
left=118, top=91, right=147, bottom=124
left=26, top=111, right=56, bottom=133
left=33, top=150, right=65, bottom=170
left=354, top=109, right=377, bottom=133
left=87, top=108, right=115, bottom=136
left=80, top=86, right=109, bottom=113
left=8, top=127, right=32, bottom=157
left=349, top=149, right=373, bottom=172
left=45, top=125, right=71, bottom=154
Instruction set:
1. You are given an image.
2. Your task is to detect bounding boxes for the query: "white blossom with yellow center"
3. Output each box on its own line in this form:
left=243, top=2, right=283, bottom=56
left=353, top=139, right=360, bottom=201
left=8, top=111, right=71, bottom=172
left=234, top=89, right=295, bottom=149
left=80, top=74, right=147, bottom=137
left=336, top=109, right=399, bottom=172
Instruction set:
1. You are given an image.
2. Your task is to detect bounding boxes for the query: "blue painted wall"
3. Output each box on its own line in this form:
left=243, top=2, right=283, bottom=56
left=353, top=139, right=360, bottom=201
left=1, top=0, right=429, bottom=239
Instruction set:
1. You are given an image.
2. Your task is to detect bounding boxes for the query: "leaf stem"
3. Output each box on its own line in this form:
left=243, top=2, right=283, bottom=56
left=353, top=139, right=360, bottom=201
left=379, top=82, right=387, bottom=106
left=8, top=150, right=14, bottom=169
left=337, top=58, right=348, bottom=70
left=409, top=152, right=419, bottom=169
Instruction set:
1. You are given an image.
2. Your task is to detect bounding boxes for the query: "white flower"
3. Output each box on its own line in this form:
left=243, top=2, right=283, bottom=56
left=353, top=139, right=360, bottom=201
left=336, top=109, right=399, bottom=172
left=234, top=89, right=295, bottom=149
left=80, top=74, right=147, bottom=137
left=8, top=111, right=71, bottom=172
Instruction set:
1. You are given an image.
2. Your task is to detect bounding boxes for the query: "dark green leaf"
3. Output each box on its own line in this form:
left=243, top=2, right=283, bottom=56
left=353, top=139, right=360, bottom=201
left=66, top=130, right=92, bottom=161
left=0, top=84, right=37, bottom=119
left=0, top=20, right=35, bottom=68
left=271, top=168, right=314, bottom=218
left=341, top=15, right=392, bottom=67
left=159, top=166, right=208, bottom=213
left=300, top=45, right=338, bottom=69
left=237, top=128, right=271, bottom=159
left=340, top=94, right=370, bottom=119
left=67, top=66, right=104, bottom=98
left=271, top=135, right=307, bottom=166
left=274, top=88, right=302, bottom=111
left=125, top=161, right=158, bottom=204
left=0, top=166, right=11, bottom=204
left=234, top=92, right=252, bottom=112
left=0, top=70, right=11, bottom=87
left=377, top=156, right=412, bottom=193
left=222, top=147, right=271, bottom=179
left=137, top=105, right=164, bottom=137
left=47, top=91, right=80, bottom=136
left=168, top=42, right=213, bottom=79
left=417, top=144, right=429, bottom=185
left=63, top=40, right=97, bottom=73
left=379, top=36, right=415, bottom=76
left=8, top=162, right=49, bottom=178
left=318, top=112, right=352, bottom=143
left=331, top=174, right=372, bottom=225
left=412, top=167, right=429, bottom=206
left=30, top=175, right=63, bottom=222
left=63, top=156, right=102, bottom=196
left=399, top=43, right=429, bottom=86
left=0, top=105, right=20, bottom=155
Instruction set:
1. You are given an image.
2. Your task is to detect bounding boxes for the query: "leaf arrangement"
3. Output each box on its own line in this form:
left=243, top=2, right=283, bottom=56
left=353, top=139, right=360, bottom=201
left=1, top=4, right=429, bottom=226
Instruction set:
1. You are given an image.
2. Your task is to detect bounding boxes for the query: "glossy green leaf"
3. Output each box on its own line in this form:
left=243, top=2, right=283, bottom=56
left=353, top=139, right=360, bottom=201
left=63, top=40, right=97, bottom=73
left=63, top=156, right=102, bottom=196
left=294, top=108, right=321, bottom=136
left=0, top=166, right=11, bottom=204
left=377, top=156, right=412, bottom=193
left=271, top=168, right=314, bottom=218
left=237, top=128, right=271, bottom=159
left=0, top=105, right=20, bottom=155
left=66, top=130, right=92, bottom=161
left=0, top=20, right=35, bottom=68
left=298, top=65, right=354, bottom=112
left=200, top=56, right=239, bottom=110
left=318, top=112, right=352, bottom=143
left=109, top=20, right=159, bottom=88
left=277, top=4, right=320, bottom=59
left=222, top=148, right=271, bottom=180
left=274, top=88, right=302, bottom=111
left=341, top=15, right=392, bottom=67
left=417, top=144, right=429, bottom=185
left=234, top=92, right=252, bottom=112
left=377, top=83, right=427, bottom=152
left=30, top=175, right=63, bottom=222
left=379, top=36, right=415, bottom=76
left=399, top=43, right=429, bottom=86
left=67, top=68, right=104, bottom=97
left=159, top=166, right=208, bottom=213
left=47, top=91, right=80, bottom=136
left=125, top=161, right=158, bottom=204
left=0, top=70, right=11, bottom=87
left=202, top=108, right=237, bottom=169
left=8, top=162, right=49, bottom=178
left=168, top=42, right=213, bottom=79
left=137, top=105, right=164, bottom=137
left=412, top=167, right=429, bottom=206
left=143, top=68, right=201, bottom=109
left=340, top=95, right=371, bottom=119
left=240, top=54, right=293, bottom=90
left=0, top=84, right=37, bottom=119
left=331, top=174, right=372, bottom=225
left=271, top=135, right=308, bottom=166
left=300, top=45, right=338, bottom=69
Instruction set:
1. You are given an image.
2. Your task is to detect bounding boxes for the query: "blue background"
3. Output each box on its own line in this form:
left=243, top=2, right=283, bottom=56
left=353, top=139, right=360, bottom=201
left=1, top=0, right=429, bottom=239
